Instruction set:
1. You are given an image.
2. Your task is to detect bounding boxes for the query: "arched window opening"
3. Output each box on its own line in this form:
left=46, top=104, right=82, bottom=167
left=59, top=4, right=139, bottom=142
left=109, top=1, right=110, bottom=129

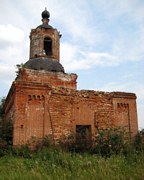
left=44, top=37, right=52, bottom=56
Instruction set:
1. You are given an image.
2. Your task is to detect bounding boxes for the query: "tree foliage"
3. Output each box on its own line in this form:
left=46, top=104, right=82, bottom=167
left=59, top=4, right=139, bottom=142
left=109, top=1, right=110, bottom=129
left=0, top=97, right=5, bottom=120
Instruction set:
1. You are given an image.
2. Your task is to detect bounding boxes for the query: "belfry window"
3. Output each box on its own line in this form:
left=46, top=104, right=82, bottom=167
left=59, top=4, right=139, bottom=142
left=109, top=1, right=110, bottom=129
left=44, top=37, right=52, bottom=56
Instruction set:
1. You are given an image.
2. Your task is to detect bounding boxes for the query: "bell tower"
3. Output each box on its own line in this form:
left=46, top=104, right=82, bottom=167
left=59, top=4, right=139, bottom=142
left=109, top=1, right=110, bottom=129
left=4, top=8, right=78, bottom=146
left=4, top=7, right=138, bottom=147
left=29, top=8, right=61, bottom=61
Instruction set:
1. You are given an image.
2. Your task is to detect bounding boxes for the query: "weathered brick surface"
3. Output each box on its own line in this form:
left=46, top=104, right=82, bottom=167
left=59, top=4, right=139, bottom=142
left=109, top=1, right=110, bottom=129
left=112, top=93, right=138, bottom=137
left=4, top=70, right=138, bottom=145
left=4, top=10, right=138, bottom=145
left=18, top=68, right=77, bottom=90
left=30, top=27, right=60, bottom=61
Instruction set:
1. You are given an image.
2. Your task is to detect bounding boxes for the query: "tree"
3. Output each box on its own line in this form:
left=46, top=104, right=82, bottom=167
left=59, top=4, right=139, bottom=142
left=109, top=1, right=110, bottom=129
left=0, top=97, right=5, bottom=125
left=0, top=97, right=13, bottom=145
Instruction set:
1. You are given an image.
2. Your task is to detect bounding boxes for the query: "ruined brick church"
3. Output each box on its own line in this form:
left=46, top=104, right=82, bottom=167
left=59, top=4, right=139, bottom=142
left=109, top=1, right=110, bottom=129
left=4, top=9, right=138, bottom=145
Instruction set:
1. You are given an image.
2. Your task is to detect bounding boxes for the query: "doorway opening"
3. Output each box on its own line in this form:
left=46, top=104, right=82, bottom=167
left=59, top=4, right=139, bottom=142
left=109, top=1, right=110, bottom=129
left=76, top=125, right=91, bottom=149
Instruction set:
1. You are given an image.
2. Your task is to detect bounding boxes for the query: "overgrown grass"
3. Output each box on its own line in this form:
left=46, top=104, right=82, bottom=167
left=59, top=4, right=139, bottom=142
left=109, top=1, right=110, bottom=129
left=0, top=147, right=144, bottom=179
left=0, top=110, right=144, bottom=180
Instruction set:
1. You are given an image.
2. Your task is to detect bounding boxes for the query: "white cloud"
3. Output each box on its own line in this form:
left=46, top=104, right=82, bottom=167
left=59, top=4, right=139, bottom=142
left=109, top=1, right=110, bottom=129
left=0, top=24, right=24, bottom=44
left=137, top=102, right=144, bottom=130
left=0, top=46, right=25, bottom=65
left=95, top=0, right=144, bottom=22
left=61, top=42, right=119, bottom=71
left=0, top=24, right=28, bottom=66
left=0, top=63, right=15, bottom=79
left=0, top=23, right=27, bottom=95
left=86, top=52, right=118, bottom=66
left=0, top=63, right=16, bottom=94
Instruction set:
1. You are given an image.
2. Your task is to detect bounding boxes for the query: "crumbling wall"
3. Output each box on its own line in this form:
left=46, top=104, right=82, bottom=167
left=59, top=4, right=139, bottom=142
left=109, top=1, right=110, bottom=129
left=112, top=92, right=138, bottom=137
left=46, top=89, right=115, bottom=142
left=18, top=68, right=77, bottom=90
left=30, top=27, right=60, bottom=61
left=4, top=70, right=138, bottom=145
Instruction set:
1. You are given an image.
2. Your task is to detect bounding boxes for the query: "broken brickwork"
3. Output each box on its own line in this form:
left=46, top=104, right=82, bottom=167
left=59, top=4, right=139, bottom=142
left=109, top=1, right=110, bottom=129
left=4, top=9, right=138, bottom=145
left=5, top=69, right=138, bottom=145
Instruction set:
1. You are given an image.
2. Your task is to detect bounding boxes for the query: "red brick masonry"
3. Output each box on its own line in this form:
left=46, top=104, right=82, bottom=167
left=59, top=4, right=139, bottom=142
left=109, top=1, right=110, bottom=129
left=5, top=68, right=138, bottom=145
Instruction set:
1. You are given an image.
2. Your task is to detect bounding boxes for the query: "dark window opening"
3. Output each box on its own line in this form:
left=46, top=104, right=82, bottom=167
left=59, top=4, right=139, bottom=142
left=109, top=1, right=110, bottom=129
left=44, top=37, right=52, bottom=56
left=76, top=125, right=91, bottom=149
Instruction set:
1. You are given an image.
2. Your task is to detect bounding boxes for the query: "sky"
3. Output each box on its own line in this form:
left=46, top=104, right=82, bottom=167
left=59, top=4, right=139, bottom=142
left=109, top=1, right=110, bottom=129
left=0, top=0, right=144, bottom=129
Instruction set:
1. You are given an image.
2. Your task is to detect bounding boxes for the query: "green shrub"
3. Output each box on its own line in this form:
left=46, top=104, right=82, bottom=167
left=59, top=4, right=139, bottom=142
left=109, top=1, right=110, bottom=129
left=58, top=133, right=76, bottom=152
left=11, top=145, right=32, bottom=158
left=0, top=138, right=9, bottom=157
left=26, top=135, right=51, bottom=152
left=0, top=97, right=13, bottom=146
left=1, top=121, right=13, bottom=145
left=91, top=127, right=126, bottom=156
left=134, top=129, right=144, bottom=153
left=58, top=127, right=132, bottom=155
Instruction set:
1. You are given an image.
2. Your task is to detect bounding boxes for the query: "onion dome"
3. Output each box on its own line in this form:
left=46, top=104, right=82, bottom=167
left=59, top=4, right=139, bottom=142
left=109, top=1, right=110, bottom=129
left=38, top=8, right=53, bottom=29
left=42, top=8, right=50, bottom=19
left=24, top=57, right=65, bottom=73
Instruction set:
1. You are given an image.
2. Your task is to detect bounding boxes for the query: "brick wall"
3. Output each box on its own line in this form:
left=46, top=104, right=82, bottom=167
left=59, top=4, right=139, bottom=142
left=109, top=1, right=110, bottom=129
left=30, top=27, right=60, bottom=60
left=4, top=70, right=138, bottom=145
left=112, top=93, right=138, bottom=137
left=18, top=68, right=77, bottom=90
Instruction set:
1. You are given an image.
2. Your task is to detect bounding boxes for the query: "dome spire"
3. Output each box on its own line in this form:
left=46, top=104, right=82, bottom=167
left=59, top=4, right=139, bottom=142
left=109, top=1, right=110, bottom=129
left=41, top=8, right=50, bottom=25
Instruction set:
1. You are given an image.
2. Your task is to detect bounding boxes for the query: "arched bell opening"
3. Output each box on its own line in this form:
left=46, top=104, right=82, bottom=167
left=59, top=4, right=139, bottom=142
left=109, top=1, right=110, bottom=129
left=44, top=37, right=52, bottom=56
